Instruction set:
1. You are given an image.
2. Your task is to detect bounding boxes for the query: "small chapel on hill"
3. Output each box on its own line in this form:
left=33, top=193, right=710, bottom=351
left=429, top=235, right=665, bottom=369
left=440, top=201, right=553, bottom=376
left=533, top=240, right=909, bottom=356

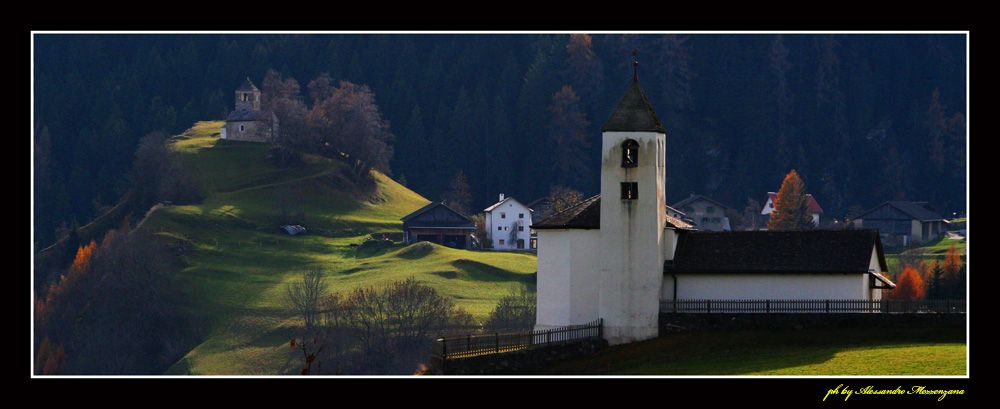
left=220, top=77, right=278, bottom=143
left=532, top=61, right=896, bottom=346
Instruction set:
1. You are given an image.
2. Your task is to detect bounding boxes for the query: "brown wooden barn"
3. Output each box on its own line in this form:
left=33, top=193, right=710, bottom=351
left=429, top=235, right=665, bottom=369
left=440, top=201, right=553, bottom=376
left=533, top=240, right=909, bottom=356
left=400, top=202, right=476, bottom=249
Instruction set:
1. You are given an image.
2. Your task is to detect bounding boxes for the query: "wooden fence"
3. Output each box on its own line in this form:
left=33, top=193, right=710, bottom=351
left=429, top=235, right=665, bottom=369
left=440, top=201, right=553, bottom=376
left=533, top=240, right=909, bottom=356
left=660, top=299, right=966, bottom=314
left=432, top=319, right=603, bottom=360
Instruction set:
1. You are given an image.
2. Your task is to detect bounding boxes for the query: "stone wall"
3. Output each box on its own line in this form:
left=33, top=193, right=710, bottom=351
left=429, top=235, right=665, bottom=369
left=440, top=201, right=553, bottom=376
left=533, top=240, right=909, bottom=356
left=430, top=339, right=607, bottom=375
left=659, top=312, right=966, bottom=335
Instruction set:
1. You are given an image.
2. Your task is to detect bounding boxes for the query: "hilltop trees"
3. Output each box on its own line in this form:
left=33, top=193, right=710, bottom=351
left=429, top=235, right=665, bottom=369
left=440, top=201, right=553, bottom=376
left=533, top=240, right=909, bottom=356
left=767, top=169, right=815, bottom=231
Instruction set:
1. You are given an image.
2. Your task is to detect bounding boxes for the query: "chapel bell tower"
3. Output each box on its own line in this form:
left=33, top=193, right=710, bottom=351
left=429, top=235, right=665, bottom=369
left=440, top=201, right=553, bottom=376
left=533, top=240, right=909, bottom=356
left=597, top=51, right=668, bottom=344
left=235, top=77, right=261, bottom=112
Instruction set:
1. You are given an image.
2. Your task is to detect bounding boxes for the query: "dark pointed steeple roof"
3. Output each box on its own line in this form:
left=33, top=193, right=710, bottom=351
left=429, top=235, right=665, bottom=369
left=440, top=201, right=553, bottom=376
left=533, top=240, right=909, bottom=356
left=601, top=78, right=665, bottom=133
left=236, top=77, right=259, bottom=92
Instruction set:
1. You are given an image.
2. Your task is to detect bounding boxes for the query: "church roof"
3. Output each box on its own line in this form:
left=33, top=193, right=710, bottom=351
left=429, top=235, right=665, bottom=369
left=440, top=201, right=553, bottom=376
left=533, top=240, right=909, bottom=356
left=532, top=195, right=601, bottom=230
left=236, top=77, right=259, bottom=92
left=667, top=229, right=890, bottom=281
left=226, top=109, right=276, bottom=122
left=601, top=78, right=665, bottom=133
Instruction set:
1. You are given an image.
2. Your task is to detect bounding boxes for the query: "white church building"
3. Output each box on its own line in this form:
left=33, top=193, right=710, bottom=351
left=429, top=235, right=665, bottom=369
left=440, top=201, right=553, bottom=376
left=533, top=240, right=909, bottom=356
left=533, top=70, right=895, bottom=346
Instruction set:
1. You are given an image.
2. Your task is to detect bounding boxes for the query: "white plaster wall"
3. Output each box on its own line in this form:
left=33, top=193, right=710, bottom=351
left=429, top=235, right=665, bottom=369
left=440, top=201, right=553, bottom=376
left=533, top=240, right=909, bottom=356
left=672, top=273, right=868, bottom=300
left=534, top=228, right=601, bottom=330
left=486, top=199, right=532, bottom=250
left=599, top=131, right=665, bottom=345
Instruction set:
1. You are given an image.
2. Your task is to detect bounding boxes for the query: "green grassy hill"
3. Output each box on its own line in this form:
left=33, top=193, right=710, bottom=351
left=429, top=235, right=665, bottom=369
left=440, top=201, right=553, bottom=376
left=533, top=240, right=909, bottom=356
left=138, top=122, right=536, bottom=375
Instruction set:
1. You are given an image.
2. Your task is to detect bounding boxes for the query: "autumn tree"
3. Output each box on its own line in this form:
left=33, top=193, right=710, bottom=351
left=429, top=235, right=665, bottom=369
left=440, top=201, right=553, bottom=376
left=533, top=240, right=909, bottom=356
left=548, top=86, right=591, bottom=190
left=887, top=266, right=925, bottom=301
left=441, top=170, right=472, bottom=215
left=308, top=80, right=394, bottom=184
left=547, top=185, right=583, bottom=215
left=767, top=169, right=815, bottom=231
left=941, top=245, right=965, bottom=299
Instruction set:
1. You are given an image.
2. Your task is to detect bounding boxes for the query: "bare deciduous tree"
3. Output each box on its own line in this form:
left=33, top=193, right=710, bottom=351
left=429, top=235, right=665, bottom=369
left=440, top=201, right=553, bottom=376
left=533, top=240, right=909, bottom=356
left=286, top=269, right=328, bottom=331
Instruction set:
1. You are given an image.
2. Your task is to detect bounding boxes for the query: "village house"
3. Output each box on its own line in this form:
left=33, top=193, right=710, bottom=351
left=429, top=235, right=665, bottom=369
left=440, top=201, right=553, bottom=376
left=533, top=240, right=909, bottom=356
left=400, top=202, right=475, bottom=249
left=532, top=70, right=894, bottom=346
left=220, top=78, right=278, bottom=143
left=851, top=201, right=947, bottom=246
left=672, top=193, right=732, bottom=231
left=761, top=191, right=824, bottom=227
left=483, top=194, right=535, bottom=250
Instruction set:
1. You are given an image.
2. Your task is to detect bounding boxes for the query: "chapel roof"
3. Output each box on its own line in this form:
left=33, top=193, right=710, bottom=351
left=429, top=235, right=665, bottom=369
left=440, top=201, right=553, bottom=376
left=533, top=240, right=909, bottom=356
left=236, top=77, right=259, bottom=92
left=601, top=78, right=666, bottom=133
left=225, top=109, right=276, bottom=122
left=667, top=228, right=890, bottom=280
left=532, top=195, right=601, bottom=230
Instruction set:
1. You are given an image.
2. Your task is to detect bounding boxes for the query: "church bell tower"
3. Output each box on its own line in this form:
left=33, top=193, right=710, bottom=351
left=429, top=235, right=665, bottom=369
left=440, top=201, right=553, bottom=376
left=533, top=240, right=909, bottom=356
left=598, top=51, right=668, bottom=344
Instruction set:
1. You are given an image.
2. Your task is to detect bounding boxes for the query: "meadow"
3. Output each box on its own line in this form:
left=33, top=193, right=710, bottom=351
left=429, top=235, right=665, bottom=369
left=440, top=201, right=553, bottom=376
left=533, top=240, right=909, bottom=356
left=141, top=122, right=537, bottom=375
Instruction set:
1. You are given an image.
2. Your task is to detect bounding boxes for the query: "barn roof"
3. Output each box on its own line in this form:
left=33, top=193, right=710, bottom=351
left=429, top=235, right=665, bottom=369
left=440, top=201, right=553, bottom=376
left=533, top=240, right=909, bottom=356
left=856, top=201, right=944, bottom=221
left=601, top=78, right=665, bottom=133
left=667, top=229, right=890, bottom=280
left=400, top=201, right=474, bottom=225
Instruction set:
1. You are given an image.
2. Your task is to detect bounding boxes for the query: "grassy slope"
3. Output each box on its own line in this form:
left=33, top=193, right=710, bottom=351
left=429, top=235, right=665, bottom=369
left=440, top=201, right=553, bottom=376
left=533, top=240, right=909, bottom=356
left=534, top=326, right=966, bottom=376
left=143, top=122, right=536, bottom=375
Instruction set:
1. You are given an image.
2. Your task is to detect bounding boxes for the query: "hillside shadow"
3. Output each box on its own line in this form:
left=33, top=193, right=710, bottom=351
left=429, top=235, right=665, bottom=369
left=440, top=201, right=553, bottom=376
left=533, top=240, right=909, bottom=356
left=450, top=258, right=532, bottom=283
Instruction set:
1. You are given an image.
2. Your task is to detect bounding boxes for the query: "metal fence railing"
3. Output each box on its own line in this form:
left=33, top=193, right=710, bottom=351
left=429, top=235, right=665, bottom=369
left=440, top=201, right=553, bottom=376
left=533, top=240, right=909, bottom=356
left=432, top=319, right=603, bottom=360
left=660, top=299, right=966, bottom=314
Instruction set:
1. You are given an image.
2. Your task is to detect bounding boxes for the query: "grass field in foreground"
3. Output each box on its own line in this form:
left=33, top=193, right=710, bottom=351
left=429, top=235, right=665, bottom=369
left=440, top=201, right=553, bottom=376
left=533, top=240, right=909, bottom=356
left=533, top=326, right=966, bottom=376
left=143, top=122, right=537, bottom=375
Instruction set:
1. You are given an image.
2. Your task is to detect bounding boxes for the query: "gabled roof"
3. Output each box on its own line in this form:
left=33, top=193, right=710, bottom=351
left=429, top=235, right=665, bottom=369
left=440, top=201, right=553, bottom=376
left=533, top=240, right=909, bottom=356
left=766, top=192, right=824, bottom=214
left=483, top=196, right=532, bottom=213
left=601, top=78, right=665, bottom=133
left=236, top=77, right=259, bottom=92
left=856, top=201, right=944, bottom=222
left=400, top=201, right=474, bottom=223
left=667, top=229, right=890, bottom=280
left=672, top=194, right=731, bottom=210
left=532, top=195, right=601, bottom=230
left=225, top=109, right=277, bottom=122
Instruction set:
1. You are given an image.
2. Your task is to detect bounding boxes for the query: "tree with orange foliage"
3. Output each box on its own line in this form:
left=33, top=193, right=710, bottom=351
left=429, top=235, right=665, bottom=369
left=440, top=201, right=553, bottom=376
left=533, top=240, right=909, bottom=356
left=941, top=244, right=965, bottom=299
left=767, top=169, right=815, bottom=231
left=887, top=266, right=926, bottom=301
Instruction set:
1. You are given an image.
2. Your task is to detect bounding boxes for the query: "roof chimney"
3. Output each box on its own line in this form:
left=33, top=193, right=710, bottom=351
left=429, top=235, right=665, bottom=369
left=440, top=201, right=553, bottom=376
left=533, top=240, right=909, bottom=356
left=499, top=193, right=505, bottom=202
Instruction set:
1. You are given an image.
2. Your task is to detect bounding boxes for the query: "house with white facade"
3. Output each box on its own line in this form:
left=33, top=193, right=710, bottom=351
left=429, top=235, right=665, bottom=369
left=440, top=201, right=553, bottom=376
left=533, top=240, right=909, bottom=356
left=761, top=192, right=824, bottom=227
left=484, top=194, right=534, bottom=250
left=672, top=193, right=732, bottom=231
left=533, top=70, right=895, bottom=346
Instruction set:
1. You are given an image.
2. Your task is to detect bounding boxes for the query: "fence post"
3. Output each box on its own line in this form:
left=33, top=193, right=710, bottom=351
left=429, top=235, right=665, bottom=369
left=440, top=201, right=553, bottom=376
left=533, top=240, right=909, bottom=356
left=707, top=300, right=711, bottom=314
left=766, top=299, right=770, bottom=313
left=495, top=333, right=499, bottom=354
left=825, top=300, right=830, bottom=313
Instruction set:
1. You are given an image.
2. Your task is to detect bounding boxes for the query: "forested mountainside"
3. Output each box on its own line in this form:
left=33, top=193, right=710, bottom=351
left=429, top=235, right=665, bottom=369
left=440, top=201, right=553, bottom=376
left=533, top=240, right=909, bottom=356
left=33, top=33, right=967, bottom=247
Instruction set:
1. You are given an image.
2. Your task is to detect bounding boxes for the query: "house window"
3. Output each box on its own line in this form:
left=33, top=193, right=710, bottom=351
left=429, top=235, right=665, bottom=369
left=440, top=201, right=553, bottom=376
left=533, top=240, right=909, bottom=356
left=530, top=238, right=537, bottom=249
left=501, top=212, right=506, bottom=218
left=516, top=239, right=525, bottom=249
left=499, top=239, right=505, bottom=245
left=518, top=226, right=524, bottom=231
left=519, top=213, right=524, bottom=219
left=239, top=124, right=245, bottom=132
left=498, top=227, right=502, bottom=231
left=622, top=139, right=638, bottom=168
left=707, top=206, right=715, bottom=213
left=621, top=182, right=638, bottom=200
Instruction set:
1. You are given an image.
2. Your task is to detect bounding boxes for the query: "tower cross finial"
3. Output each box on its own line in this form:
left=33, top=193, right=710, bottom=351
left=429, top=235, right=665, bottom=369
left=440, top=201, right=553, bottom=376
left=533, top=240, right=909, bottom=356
left=632, top=48, right=638, bottom=81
